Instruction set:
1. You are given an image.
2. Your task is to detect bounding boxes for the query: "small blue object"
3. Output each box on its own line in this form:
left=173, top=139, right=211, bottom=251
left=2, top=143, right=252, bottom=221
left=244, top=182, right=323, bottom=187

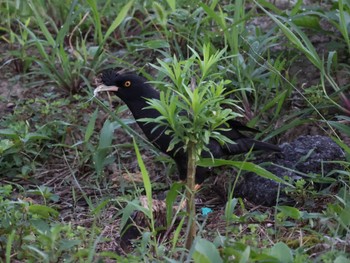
left=201, top=207, right=213, bottom=216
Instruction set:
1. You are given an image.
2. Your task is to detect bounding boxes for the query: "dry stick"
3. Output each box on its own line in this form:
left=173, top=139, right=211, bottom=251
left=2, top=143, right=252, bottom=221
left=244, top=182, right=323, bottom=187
left=185, top=142, right=197, bottom=249
left=68, top=11, right=89, bottom=52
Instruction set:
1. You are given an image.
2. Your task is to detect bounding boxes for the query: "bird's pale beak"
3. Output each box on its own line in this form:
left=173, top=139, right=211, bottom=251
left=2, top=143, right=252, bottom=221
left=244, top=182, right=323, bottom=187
left=94, top=84, right=119, bottom=96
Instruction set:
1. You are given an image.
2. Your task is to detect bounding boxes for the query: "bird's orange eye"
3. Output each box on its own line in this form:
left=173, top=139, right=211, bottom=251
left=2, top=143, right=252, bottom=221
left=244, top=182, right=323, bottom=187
left=124, top=80, right=131, bottom=87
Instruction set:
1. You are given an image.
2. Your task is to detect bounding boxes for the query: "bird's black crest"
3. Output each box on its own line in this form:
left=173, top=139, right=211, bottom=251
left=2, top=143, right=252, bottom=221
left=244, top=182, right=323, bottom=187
left=101, top=69, right=118, bottom=86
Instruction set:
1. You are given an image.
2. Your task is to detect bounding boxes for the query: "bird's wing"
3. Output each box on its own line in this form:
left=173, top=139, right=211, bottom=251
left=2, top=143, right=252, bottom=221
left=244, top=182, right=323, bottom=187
left=226, top=119, right=260, bottom=133
left=218, top=120, right=281, bottom=154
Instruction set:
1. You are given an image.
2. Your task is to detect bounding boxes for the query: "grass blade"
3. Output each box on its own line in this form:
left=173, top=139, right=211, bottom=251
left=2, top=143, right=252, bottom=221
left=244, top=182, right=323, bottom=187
left=85, top=109, right=98, bottom=142
left=199, top=158, right=293, bottom=187
left=133, top=137, right=154, bottom=226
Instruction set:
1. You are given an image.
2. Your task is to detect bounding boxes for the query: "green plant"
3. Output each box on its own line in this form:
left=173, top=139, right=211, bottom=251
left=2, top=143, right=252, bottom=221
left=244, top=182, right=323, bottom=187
left=0, top=183, right=119, bottom=262
left=198, top=1, right=292, bottom=138
left=0, top=95, right=78, bottom=177
left=142, top=42, right=291, bottom=250
left=78, top=103, right=157, bottom=180
left=325, top=0, right=350, bottom=54
left=0, top=123, right=52, bottom=177
left=324, top=187, right=350, bottom=236
left=5, top=0, right=134, bottom=94
left=118, top=138, right=161, bottom=257
left=145, top=44, right=240, bottom=248
left=2, top=18, right=33, bottom=73
left=256, top=0, right=350, bottom=118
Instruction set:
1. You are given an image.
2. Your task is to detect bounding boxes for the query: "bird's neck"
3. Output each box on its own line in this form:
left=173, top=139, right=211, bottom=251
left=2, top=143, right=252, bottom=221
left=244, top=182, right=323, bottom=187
left=123, top=87, right=183, bottom=157
left=127, top=98, right=160, bottom=121
left=123, top=89, right=172, bottom=151
left=125, top=88, right=160, bottom=120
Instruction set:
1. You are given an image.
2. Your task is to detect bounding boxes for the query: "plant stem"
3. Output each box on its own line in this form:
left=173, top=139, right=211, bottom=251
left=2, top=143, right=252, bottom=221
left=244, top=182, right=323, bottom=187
left=185, top=142, right=196, bottom=250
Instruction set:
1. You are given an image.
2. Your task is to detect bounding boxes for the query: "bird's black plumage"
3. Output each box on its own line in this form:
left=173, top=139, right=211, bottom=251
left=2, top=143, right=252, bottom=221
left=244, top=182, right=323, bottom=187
left=95, top=70, right=281, bottom=184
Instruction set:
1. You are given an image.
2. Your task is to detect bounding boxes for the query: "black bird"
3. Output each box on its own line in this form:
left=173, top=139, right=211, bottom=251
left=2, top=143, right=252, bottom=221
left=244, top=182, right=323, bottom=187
left=94, top=70, right=281, bottom=184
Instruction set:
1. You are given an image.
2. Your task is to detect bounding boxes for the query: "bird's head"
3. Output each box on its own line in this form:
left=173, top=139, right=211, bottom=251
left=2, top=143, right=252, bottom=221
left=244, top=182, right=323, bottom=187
left=94, top=70, right=153, bottom=101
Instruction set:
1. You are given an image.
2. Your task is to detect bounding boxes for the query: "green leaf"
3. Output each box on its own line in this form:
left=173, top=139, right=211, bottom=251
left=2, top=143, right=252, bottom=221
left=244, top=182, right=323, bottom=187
left=240, top=246, right=251, bottom=263
left=256, top=1, right=321, bottom=67
left=133, top=138, right=152, bottom=202
left=120, top=200, right=139, bottom=233
left=264, top=118, right=309, bottom=140
left=0, top=139, right=15, bottom=153
left=257, top=0, right=282, bottom=15
left=5, top=230, right=16, bottom=263
left=104, top=1, right=134, bottom=42
left=94, top=119, right=115, bottom=175
left=86, top=0, right=102, bottom=44
left=28, top=205, right=59, bottom=218
left=23, top=133, right=51, bottom=142
left=339, top=206, right=350, bottom=226
left=199, top=2, right=226, bottom=29
left=26, top=245, right=49, bottom=260
left=143, top=39, right=170, bottom=49
left=59, top=239, right=81, bottom=250
left=172, top=217, right=186, bottom=250
left=199, top=158, right=293, bottom=187
left=92, top=199, right=110, bottom=216
left=30, top=219, right=51, bottom=233
left=92, top=1, right=134, bottom=64
left=119, top=199, right=152, bottom=234
left=27, top=0, right=55, bottom=47
left=277, top=206, right=302, bottom=220
left=338, top=0, right=350, bottom=54
left=293, top=14, right=321, bottom=30
left=165, top=0, right=176, bottom=11
left=85, top=109, right=98, bottom=142
left=224, top=198, right=238, bottom=221
left=0, top=129, right=17, bottom=138
left=270, top=242, right=293, bottom=263
left=329, top=121, right=350, bottom=136
left=93, top=148, right=114, bottom=175
left=334, top=255, right=350, bottom=263
left=133, top=138, right=154, bottom=226
left=56, top=0, right=80, bottom=44
left=331, top=136, right=350, bottom=157
left=290, top=0, right=303, bottom=16
left=98, top=119, right=114, bottom=149
left=192, top=238, right=223, bottom=263
left=153, top=2, right=167, bottom=26
left=166, top=182, right=183, bottom=226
